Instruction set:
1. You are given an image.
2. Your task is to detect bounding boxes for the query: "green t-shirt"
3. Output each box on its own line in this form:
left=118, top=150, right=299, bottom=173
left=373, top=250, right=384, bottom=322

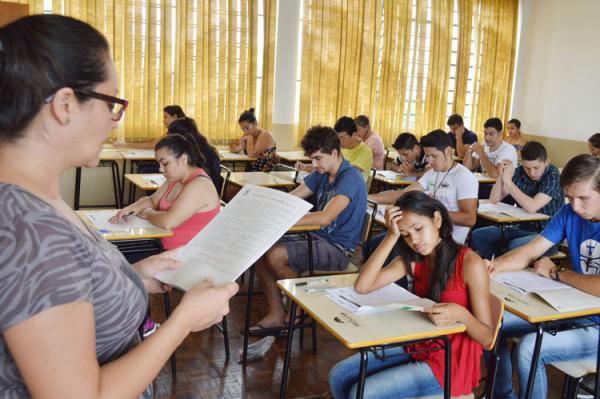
left=341, top=142, right=373, bottom=180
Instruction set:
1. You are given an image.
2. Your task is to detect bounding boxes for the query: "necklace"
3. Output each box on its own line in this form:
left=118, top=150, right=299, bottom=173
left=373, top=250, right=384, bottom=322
left=432, top=162, right=456, bottom=198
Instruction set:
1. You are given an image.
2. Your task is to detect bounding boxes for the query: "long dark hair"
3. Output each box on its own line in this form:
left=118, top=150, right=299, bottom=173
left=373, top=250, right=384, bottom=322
left=155, top=134, right=201, bottom=168
left=393, top=191, right=461, bottom=302
left=0, top=15, right=109, bottom=141
left=167, top=117, right=218, bottom=169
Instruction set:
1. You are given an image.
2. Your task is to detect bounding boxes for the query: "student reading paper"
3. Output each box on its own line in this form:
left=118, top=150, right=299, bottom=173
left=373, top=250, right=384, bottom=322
left=488, top=154, right=600, bottom=399
left=251, top=126, right=367, bottom=335
left=329, top=191, right=492, bottom=398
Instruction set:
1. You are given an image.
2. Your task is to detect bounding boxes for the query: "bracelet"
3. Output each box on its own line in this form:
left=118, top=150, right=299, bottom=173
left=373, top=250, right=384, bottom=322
left=551, top=266, right=566, bottom=282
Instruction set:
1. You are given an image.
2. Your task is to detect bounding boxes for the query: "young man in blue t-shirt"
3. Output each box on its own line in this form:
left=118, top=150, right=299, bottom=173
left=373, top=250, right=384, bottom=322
left=488, top=154, right=600, bottom=399
left=250, top=126, right=367, bottom=335
left=472, top=141, right=565, bottom=259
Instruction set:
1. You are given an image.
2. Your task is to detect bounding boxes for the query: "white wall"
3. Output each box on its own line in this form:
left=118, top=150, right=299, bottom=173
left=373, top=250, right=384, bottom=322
left=512, top=0, right=600, bottom=141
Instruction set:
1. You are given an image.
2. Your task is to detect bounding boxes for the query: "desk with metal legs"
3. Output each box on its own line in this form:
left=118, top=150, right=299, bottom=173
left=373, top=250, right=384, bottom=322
left=491, top=281, right=600, bottom=399
left=277, top=274, right=466, bottom=399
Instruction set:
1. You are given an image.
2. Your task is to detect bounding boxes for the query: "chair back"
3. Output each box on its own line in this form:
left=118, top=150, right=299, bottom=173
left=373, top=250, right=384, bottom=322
left=219, top=164, right=231, bottom=200
left=486, top=293, right=504, bottom=351
left=272, top=163, right=299, bottom=184
left=366, top=168, right=376, bottom=193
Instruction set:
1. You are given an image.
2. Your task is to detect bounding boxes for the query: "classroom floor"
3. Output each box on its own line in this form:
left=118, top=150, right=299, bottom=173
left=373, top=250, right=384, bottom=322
left=150, top=284, right=571, bottom=399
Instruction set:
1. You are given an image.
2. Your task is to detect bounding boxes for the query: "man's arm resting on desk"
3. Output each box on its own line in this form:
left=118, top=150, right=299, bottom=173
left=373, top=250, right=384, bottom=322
left=504, top=179, right=552, bottom=214
left=487, top=235, right=555, bottom=275
left=534, top=257, right=600, bottom=297
left=448, top=198, right=478, bottom=227
left=295, top=194, right=350, bottom=227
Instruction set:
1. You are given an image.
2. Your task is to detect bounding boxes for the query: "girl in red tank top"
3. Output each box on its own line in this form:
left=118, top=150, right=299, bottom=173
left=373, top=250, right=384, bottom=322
left=329, top=191, right=493, bottom=398
left=113, top=134, right=220, bottom=250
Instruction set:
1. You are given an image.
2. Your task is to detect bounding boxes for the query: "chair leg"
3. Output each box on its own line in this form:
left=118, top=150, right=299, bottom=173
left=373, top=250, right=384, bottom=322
left=221, top=316, right=230, bottom=359
left=163, top=292, right=176, bottom=377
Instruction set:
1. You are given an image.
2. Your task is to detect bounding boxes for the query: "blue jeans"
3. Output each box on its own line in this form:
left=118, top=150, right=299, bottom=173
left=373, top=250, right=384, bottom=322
left=494, top=311, right=599, bottom=399
left=329, top=346, right=442, bottom=398
left=472, top=226, right=556, bottom=260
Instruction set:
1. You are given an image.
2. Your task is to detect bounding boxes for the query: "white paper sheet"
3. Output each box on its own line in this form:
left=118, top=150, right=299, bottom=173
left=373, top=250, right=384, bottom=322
left=141, top=174, right=166, bottom=186
left=325, top=284, right=432, bottom=315
left=493, top=270, right=600, bottom=312
left=156, top=184, right=313, bottom=290
left=85, top=210, right=157, bottom=231
left=478, top=202, right=545, bottom=219
left=375, top=170, right=417, bottom=182
left=493, top=270, right=570, bottom=294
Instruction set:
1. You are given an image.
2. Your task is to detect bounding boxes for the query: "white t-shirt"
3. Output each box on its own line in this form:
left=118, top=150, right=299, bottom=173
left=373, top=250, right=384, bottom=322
left=418, top=163, right=479, bottom=244
left=473, top=141, right=518, bottom=173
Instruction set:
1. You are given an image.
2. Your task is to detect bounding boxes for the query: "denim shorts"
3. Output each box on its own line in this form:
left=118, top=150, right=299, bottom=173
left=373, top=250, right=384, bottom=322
left=280, top=232, right=352, bottom=272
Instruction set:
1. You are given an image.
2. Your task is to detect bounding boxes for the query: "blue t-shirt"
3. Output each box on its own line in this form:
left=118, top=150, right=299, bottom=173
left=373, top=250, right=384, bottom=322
left=541, top=204, right=600, bottom=275
left=303, top=159, right=367, bottom=251
left=448, top=128, right=478, bottom=150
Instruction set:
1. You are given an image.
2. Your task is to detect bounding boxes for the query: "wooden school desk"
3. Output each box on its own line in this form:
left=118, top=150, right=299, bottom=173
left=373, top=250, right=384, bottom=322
left=278, top=150, right=310, bottom=164
left=118, top=149, right=157, bottom=205
left=74, top=148, right=123, bottom=210
left=491, top=281, right=600, bottom=399
left=228, top=171, right=297, bottom=190
left=277, top=274, right=466, bottom=399
left=475, top=173, right=496, bottom=184
left=219, top=150, right=257, bottom=171
left=77, top=210, right=172, bottom=241
left=477, top=201, right=549, bottom=224
left=372, top=170, right=417, bottom=192
left=124, top=173, right=164, bottom=203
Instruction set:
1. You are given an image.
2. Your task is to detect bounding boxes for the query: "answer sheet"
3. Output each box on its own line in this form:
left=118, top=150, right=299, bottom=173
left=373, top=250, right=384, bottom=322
left=157, top=184, right=312, bottom=290
left=325, top=284, right=432, bottom=315
left=85, top=210, right=157, bottom=231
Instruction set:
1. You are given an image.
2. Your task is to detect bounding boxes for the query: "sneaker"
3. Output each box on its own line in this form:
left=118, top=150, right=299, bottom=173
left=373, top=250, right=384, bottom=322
left=142, top=317, right=160, bottom=338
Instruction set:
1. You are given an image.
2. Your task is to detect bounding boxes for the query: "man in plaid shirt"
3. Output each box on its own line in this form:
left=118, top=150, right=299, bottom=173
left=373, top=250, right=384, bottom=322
left=472, top=141, right=564, bottom=259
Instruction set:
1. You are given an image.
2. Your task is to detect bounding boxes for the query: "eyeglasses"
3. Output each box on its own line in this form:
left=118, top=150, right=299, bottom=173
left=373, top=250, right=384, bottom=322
left=44, top=89, right=129, bottom=122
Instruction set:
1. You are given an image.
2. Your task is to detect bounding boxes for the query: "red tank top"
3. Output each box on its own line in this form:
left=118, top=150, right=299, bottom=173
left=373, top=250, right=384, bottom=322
left=158, top=168, right=220, bottom=250
left=406, top=247, right=483, bottom=396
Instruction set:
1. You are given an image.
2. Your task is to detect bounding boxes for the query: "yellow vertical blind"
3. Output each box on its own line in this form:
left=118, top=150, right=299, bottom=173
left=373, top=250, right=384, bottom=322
left=298, top=0, right=382, bottom=142
left=6, top=0, right=275, bottom=145
left=299, top=0, right=519, bottom=143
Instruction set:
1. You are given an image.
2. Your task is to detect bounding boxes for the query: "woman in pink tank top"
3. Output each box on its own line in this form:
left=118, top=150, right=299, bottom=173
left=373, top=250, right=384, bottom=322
left=113, top=134, right=220, bottom=250
left=329, top=191, right=493, bottom=398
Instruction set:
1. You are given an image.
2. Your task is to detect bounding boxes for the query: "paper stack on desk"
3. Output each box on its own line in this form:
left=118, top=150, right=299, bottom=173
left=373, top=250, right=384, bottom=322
left=156, top=184, right=312, bottom=290
left=494, top=270, right=600, bottom=312
left=325, top=284, right=433, bottom=315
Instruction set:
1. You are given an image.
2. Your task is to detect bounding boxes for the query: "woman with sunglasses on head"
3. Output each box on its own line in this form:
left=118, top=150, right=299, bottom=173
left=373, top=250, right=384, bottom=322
left=329, top=191, right=492, bottom=398
left=0, top=15, right=237, bottom=398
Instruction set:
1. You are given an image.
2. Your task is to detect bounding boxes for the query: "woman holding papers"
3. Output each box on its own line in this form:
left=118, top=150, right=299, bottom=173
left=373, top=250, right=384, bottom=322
left=0, top=15, right=237, bottom=398
left=329, top=191, right=492, bottom=398
left=112, top=134, right=220, bottom=250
